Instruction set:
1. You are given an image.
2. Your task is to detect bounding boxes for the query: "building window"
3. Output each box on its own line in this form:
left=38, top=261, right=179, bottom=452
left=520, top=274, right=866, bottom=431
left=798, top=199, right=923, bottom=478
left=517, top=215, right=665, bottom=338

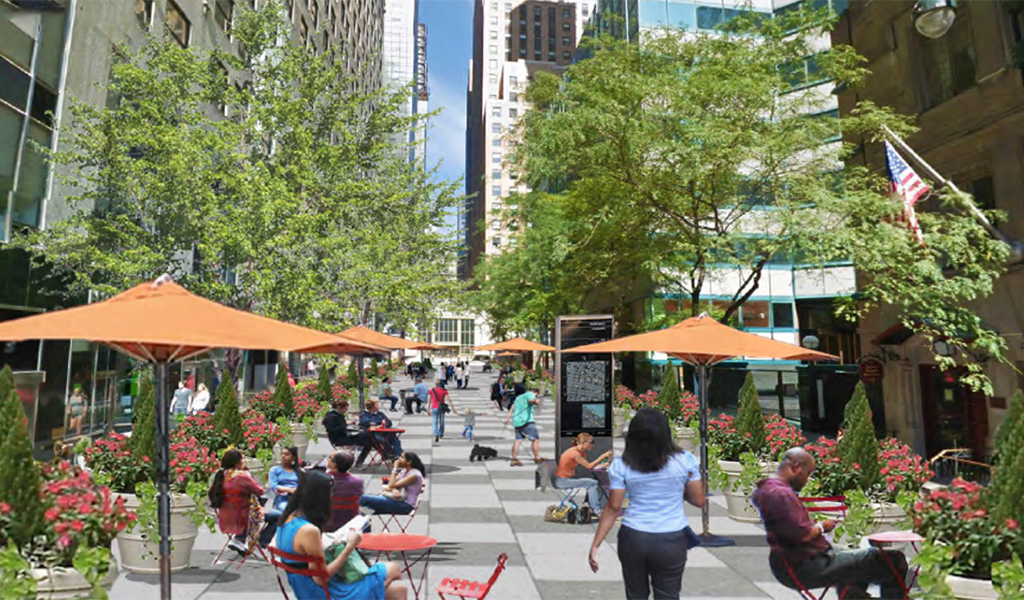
left=492, top=169, right=502, bottom=179
left=519, top=47, right=526, bottom=58
left=533, top=6, right=541, bottom=17
left=563, top=21, right=570, bottom=30
left=583, top=4, right=589, bottom=16
left=436, top=319, right=458, bottom=343
left=489, top=44, right=498, bottom=54
left=492, top=152, right=501, bottom=163
left=490, top=1, right=497, bottom=9
left=492, top=185, right=502, bottom=196
left=490, top=15, right=498, bottom=25
left=492, top=138, right=501, bottom=147
left=505, top=2, right=512, bottom=11
left=509, top=76, right=518, bottom=87
left=492, top=123, right=501, bottom=133
left=489, top=73, right=498, bottom=83
left=772, top=302, right=795, bottom=328
left=136, top=0, right=154, bottom=28
left=562, top=36, right=570, bottom=45
left=562, top=51, right=571, bottom=59
left=493, top=236, right=502, bottom=247
left=491, top=106, right=501, bottom=118
left=550, top=6, right=556, bottom=20
left=918, top=7, right=976, bottom=110
left=509, top=92, right=519, bottom=102
left=509, top=108, right=518, bottom=118
left=490, top=30, right=498, bottom=39
left=165, top=1, right=191, bottom=48
left=534, top=51, right=541, bottom=60
left=489, top=59, right=498, bottom=69
left=563, top=8, right=571, bottom=18
left=214, top=0, right=233, bottom=33
left=460, top=320, right=475, bottom=348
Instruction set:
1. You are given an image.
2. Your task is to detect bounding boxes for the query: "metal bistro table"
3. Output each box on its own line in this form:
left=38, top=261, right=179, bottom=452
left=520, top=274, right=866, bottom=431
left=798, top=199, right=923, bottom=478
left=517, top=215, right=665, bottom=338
left=365, top=427, right=405, bottom=469
left=866, top=530, right=925, bottom=599
left=358, top=533, right=437, bottom=599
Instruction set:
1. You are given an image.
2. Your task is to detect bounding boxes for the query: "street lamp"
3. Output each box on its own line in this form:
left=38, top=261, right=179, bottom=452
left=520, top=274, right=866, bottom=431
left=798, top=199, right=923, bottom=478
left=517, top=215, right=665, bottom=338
left=801, top=335, right=820, bottom=350
left=932, top=339, right=956, bottom=357
left=913, top=0, right=958, bottom=39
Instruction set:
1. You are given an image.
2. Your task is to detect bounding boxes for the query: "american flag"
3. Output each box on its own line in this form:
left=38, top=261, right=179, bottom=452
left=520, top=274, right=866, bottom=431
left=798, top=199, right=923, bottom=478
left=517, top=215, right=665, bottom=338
left=885, top=141, right=928, bottom=243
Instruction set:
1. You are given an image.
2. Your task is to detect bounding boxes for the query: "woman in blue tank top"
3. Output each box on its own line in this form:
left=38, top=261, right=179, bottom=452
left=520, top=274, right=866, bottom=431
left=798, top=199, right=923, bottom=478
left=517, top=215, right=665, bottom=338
left=276, top=470, right=408, bottom=600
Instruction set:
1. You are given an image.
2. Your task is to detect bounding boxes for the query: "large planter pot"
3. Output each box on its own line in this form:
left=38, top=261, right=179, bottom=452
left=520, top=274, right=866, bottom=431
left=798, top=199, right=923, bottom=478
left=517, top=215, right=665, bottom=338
left=720, top=459, right=776, bottom=522
left=946, top=574, right=997, bottom=600
left=675, top=426, right=698, bottom=453
left=32, top=560, right=118, bottom=599
left=868, top=501, right=905, bottom=535
left=612, top=407, right=629, bottom=438
left=289, top=422, right=310, bottom=461
left=115, top=493, right=198, bottom=574
left=244, top=456, right=266, bottom=485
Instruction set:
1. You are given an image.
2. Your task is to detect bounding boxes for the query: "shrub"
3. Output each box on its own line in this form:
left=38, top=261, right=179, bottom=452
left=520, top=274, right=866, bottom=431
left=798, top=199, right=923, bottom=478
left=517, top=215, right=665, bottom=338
left=344, top=360, right=358, bottom=389
left=735, top=372, right=766, bottom=452
left=837, top=382, right=879, bottom=491
left=708, top=413, right=748, bottom=461
left=764, top=413, right=804, bottom=460
left=168, top=439, right=219, bottom=493
left=131, top=370, right=156, bottom=471
left=83, top=433, right=150, bottom=494
left=272, top=362, right=295, bottom=420
left=241, top=410, right=284, bottom=460
left=171, top=412, right=230, bottom=454
left=0, top=365, right=15, bottom=451
left=614, top=385, right=637, bottom=410
left=992, top=389, right=1024, bottom=528
left=806, top=435, right=930, bottom=502
left=0, top=384, right=42, bottom=548
left=211, top=372, right=243, bottom=447
left=659, top=365, right=683, bottom=424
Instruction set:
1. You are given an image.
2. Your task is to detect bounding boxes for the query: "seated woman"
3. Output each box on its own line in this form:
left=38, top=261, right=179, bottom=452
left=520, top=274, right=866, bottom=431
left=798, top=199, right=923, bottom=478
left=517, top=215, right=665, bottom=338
left=276, top=470, right=407, bottom=600
left=268, top=446, right=302, bottom=513
left=359, top=452, right=425, bottom=516
left=323, top=399, right=374, bottom=469
left=208, top=449, right=277, bottom=552
left=324, top=451, right=365, bottom=533
left=379, top=377, right=400, bottom=412
left=359, top=399, right=403, bottom=461
left=556, top=433, right=613, bottom=513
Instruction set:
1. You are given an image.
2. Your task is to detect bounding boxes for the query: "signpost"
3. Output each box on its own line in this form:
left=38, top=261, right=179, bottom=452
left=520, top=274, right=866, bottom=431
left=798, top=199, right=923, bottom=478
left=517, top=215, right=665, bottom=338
left=555, top=315, right=614, bottom=469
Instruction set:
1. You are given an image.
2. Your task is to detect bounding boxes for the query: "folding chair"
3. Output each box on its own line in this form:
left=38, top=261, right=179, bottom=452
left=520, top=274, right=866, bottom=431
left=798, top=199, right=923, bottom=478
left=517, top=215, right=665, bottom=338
left=436, top=552, right=509, bottom=600
left=375, top=493, right=422, bottom=533
left=776, top=496, right=849, bottom=600
left=212, top=491, right=269, bottom=568
left=267, top=544, right=331, bottom=600
left=535, top=461, right=584, bottom=515
left=329, top=494, right=362, bottom=531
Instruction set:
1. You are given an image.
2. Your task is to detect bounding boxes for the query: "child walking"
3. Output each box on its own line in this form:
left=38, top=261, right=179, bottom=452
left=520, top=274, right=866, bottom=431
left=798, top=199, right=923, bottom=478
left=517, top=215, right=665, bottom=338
left=462, top=409, right=476, bottom=440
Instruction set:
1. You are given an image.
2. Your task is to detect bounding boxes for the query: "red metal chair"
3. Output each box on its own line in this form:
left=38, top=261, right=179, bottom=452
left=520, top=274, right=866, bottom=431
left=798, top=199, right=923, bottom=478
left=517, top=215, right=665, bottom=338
left=212, top=490, right=268, bottom=568
left=267, top=545, right=332, bottom=600
left=436, top=552, right=508, bottom=600
left=376, top=489, right=422, bottom=533
left=777, top=496, right=849, bottom=600
left=330, top=494, right=362, bottom=530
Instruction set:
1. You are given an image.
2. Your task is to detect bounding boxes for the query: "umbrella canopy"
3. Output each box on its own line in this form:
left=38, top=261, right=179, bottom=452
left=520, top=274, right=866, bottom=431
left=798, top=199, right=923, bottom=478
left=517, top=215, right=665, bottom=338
left=562, top=313, right=836, bottom=364
left=495, top=351, right=522, bottom=357
left=476, top=337, right=555, bottom=352
left=0, top=278, right=382, bottom=359
left=335, top=325, right=440, bottom=351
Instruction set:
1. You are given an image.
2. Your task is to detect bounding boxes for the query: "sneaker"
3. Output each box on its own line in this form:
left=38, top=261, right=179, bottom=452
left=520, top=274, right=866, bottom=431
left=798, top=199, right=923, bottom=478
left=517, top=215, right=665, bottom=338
left=533, top=458, right=548, bottom=464
left=509, top=459, right=523, bottom=467
left=227, top=538, right=248, bottom=555
left=434, top=435, right=439, bottom=443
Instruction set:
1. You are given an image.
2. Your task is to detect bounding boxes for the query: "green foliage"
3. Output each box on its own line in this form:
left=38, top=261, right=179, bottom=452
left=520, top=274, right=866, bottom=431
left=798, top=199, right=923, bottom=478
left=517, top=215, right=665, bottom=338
left=345, top=360, right=358, bottom=389
left=316, top=366, right=332, bottom=405
left=273, top=363, right=295, bottom=421
left=914, top=540, right=956, bottom=600
left=831, top=488, right=873, bottom=547
left=131, top=370, right=156, bottom=470
left=0, top=366, right=16, bottom=455
left=658, top=366, right=683, bottom=424
left=72, top=546, right=112, bottom=600
left=994, top=554, right=1024, bottom=600
left=12, top=0, right=463, bottom=333
left=0, top=542, right=35, bottom=600
left=0, top=389, right=42, bottom=548
left=992, top=390, right=1024, bottom=527
left=735, top=372, right=766, bottom=453
left=211, top=373, right=243, bottom=447
left=837, top=383, right=879, bottom=490
left=995, top=390, right=1024, bottom=466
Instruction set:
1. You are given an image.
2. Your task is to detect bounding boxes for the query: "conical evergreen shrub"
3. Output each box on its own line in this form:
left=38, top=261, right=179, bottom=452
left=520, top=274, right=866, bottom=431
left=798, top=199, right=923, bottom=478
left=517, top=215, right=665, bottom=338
left=317, top=365, right=332, bottom=404
left=992, top=390, right=1024, bottom=525
left=212, top=372, right=243, bottom=447
left=736, top=371, right=766, bottom=454
left=0, top=383, right=42, bottom=548
left=994, top=389, right=1024, bottom=466
left=837, top=382, right=879, bottom=490
left=0, top=365, right=16, bottom=451
left=132, top=369, right=156, bottom=472
left=659, top=365, right=683, bottom=424
left=272, top=363, right=294, bottom=420
left=346, top=359, right=358, bottom=389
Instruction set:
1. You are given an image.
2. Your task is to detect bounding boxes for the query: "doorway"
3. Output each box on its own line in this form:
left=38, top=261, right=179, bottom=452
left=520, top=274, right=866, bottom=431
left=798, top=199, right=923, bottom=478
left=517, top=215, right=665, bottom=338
left=919, top=365, right=989, bottom=461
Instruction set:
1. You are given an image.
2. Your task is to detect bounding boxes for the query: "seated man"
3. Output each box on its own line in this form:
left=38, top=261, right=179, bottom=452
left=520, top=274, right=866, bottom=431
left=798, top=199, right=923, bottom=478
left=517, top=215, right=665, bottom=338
left=409, top=377, right=428, bottom=414
left=752, top=447, right=908, bottom=600
left=322, top=398, right=374, bottom=469
left=360, top=398, right=403, bottom=460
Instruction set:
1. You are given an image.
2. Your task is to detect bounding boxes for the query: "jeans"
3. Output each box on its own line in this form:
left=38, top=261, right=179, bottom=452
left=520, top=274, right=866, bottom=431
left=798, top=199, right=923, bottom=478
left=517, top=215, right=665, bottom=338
left=462, top=426, right=473, bottom=439
left=617, top=525, right=689, bottom=600
left=382, top=395, right=399, bottom=411
left=372, top=432, right=402, bottom=458
left=359, top=494, right=414, bottom=515
left=432, top=408, right=445, bottom=437
left=771, top=548, right=909, bottom=600
left=457, top=378, right=464, bottom=389
left=554, top=477, right=605, bottom=511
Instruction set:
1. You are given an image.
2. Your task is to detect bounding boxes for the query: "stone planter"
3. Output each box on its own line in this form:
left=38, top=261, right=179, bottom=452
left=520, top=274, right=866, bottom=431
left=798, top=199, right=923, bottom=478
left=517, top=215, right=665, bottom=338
left=289, top=422, right=310, bottom=461
left=115, top=493, right=198, bottom=574
left=946, top=575, right=996, bottom=600
left=32, top=560, right=118, bottom=599
left=868, top=501, right=905, bottom=535
left=720, top=459, right=776, bottom=523
left=612, top=407, right=629, bottom=438
left=312, top=418, right=327, bottom=439
left=675, top=426, right=698, bottom=453
left=244, top=456, right=266, bottom=485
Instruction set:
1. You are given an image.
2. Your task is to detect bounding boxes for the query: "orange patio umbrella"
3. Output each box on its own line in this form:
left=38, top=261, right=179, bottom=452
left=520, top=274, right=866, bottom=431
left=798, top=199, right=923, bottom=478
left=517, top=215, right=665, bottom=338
left=495, top=351, right=522, bottom=358
left=0, top=276, right=381, bottom=599
left=336, top=325, right=441, bottom=351
left=476, top=337, right=555, bottom=352
left=565, top=313, right=836, bottom=546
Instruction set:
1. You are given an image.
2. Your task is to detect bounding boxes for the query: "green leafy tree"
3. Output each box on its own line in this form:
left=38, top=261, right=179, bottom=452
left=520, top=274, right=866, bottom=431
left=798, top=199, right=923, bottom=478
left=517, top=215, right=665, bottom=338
left=992, top=390, right=1024, bottom=525
left=272, top=363, right=295, bottom=421
left=735, top=372, right=766, bottom=453
left=212, top=373, right=242, bottom=448
left=659, top=365, right=683, bottom=424
left=12, top=1, right=462, bottom=333
left=837, top=382, right=879, bottom=490
left=491, top=6, right=1009, bottom=390
left=0, top=382, right=42, bottom=548
left=994, top=389, right=1024, bottom=465
left=316, top=365, right=332, bottom=405
left=0, top=366, right=16, bottom=451
left=131, top=370, right=156, bottom=471
left=345, top=360, right=358, bottom=390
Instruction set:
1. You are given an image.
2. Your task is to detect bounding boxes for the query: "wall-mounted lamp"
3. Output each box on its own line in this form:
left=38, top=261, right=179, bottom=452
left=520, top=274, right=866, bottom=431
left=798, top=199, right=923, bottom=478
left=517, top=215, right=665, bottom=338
left=932, top=339, right=956, bottom=357
left=913, top=0, right=958, bottom=39
left=801, top=335, right=820, bottom=350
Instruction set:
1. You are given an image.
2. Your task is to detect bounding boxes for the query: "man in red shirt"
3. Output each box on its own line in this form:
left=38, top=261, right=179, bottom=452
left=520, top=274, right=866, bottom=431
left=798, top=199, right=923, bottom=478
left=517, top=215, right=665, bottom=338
left=752, top=448, right=908, bottom=599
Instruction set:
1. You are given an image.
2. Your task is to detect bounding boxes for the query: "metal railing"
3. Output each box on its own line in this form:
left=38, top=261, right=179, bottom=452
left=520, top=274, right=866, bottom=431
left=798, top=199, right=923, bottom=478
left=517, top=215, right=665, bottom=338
left=929, top=448, right=991, bottom=486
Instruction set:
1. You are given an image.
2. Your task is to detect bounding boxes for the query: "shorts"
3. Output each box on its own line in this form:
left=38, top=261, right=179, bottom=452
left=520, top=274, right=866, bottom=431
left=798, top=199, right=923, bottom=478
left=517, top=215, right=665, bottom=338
left=514, top=422, right=539, bottom=441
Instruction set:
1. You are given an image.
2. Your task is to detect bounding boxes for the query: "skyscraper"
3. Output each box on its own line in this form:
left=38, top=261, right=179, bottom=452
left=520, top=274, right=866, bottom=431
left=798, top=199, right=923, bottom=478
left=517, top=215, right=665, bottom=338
left=461, top=0, right=589, bottom=281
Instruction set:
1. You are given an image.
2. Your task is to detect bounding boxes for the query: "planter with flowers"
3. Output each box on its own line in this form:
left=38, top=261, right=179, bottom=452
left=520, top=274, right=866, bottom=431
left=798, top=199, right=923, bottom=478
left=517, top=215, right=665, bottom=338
left=250, top=363, right=321, bottom=461
left=613, top=386, right=635, bottom=437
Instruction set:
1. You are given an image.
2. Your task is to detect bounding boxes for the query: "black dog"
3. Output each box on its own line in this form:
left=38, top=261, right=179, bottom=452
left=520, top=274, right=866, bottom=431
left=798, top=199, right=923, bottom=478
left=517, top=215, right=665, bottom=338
left=470, top=444, right=498, bottom=462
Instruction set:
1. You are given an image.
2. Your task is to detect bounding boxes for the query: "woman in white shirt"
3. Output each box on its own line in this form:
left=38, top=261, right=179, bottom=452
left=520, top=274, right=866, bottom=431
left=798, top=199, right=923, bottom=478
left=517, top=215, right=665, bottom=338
left=190, top=383, right=211, bottom=414
left=588, top=408, right=705, bottom=599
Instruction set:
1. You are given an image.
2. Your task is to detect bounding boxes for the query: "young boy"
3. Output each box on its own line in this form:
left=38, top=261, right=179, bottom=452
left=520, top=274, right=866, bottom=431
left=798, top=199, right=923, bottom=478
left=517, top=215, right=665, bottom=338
left=462, top=409, right=476, bottom=440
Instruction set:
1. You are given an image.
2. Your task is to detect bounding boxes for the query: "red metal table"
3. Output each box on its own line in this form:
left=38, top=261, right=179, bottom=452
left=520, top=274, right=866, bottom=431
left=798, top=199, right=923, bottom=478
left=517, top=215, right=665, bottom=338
left=866, top=530, right=924, bottom=598
left=589, top=466, right=611, bottom=504
left=359, top=532, right=437, bottom=599
left=365, top=427, right=405, bottom=469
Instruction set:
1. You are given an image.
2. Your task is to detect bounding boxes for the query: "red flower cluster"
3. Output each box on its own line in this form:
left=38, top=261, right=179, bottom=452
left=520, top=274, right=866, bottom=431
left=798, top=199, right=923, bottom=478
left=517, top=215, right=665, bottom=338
left=34, top=461, right=135, bottom=567
left=708, top=413, right=750, bottom=460
left=804, top=437, right=860, bottom=496
left=82, top=432, right=150, bottom=494
left=614, top=386, right=637, bottom=409
left=168, top=438, right=219, bottom=492
left=242, top=410, right=284, bottom=456
left=171, top=411, right=230, bottom=452
left=878, top=438, right=933, bottom=496
left=764, top=414, right=805, bottom=458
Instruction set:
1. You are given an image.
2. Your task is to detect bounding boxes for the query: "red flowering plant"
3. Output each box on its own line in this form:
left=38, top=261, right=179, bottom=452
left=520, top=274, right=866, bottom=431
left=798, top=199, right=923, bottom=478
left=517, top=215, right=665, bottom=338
left=803, top=436, right=931, bottom=503
left=82, top=432, right=151, bottom=494
left=614, top=386, right=637, bottom=410
left=678, top=391, right=699, bottom=428
left=32, top=462, right=135, bottom=568
left=168, top=438, right=219, bottom=493
left=170, top=411, right=230, bottom=453
left=242, top=410, right=285, bottom=465
left=634, top=390, right=661, bottom=411
left=803, top=436, right=860, bottom=498
left=763, top=414, right=805, bottom=460
left=708, top=413, right=750, bottom=461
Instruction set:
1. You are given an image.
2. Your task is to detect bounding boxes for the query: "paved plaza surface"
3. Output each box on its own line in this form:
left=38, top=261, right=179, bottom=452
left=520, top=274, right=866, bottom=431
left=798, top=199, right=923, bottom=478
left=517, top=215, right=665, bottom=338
left=109, top=371, right=798, bottom=600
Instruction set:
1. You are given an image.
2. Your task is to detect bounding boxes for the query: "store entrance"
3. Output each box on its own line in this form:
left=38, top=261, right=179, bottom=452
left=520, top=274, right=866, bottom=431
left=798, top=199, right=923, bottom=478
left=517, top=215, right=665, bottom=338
left=919, top=365, right=989, bottom=461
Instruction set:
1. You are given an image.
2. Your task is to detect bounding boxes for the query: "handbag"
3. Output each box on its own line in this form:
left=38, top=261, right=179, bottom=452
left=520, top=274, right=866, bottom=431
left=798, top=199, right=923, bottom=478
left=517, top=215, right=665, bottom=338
left=324, top=540, right=370, bottom=583
left=543, top=504, right=569, bottom=523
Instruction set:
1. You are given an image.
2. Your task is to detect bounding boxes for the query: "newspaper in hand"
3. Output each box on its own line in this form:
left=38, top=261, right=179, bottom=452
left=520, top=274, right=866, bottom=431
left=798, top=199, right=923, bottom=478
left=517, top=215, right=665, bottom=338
left=321, top=515, right=368, bottom=549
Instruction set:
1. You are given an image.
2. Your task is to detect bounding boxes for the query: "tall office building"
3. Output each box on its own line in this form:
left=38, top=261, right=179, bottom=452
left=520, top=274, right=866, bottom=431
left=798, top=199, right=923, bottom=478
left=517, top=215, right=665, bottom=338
left=289, top=0, right=384, bottom=94
left=461, top=0, right=590, bottom=280
left=413, top=22, right=428, bottom=163
left=382, top=0, right=425, bottom=162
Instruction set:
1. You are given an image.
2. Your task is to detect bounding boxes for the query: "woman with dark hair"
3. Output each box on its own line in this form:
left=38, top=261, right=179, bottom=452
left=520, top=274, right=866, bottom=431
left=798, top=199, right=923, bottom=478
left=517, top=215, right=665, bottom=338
left=324, top=451, right=364, bottom=533
left=268, top=446, right=302, bottom=512
left=208, top=449, right=276, bottom=553
left=587, top=408, right=705, bottom=599
left=276, top=471, right=407, bottom=600
left=359, top=452, right=426, bottom=516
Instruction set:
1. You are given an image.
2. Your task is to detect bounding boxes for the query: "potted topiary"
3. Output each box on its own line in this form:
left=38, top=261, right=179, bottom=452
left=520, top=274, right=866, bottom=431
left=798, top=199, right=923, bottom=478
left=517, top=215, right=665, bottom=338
left=240, top=410, right=285, bottom=484
left=612, top=386, right=636, bottom=438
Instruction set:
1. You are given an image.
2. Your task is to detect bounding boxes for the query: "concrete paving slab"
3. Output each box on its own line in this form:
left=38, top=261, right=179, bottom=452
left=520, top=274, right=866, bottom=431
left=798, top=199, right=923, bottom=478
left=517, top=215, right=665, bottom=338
left=428, top=521, right=517, bottom=543
left=430, top=483, right=501, bottom=508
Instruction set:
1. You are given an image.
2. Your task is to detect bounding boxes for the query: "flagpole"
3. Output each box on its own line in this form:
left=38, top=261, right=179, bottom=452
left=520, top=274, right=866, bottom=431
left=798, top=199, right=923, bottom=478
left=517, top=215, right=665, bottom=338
left=881, top=125, right=1007, bottom=244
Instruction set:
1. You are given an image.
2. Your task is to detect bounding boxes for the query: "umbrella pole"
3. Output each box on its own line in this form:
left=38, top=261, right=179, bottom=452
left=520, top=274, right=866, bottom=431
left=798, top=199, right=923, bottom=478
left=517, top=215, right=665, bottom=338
left=697, top=363, right=734, bottom=547
left=154, top=361, right=173, bottom=599
left=357, top=357, right=365, bottom=412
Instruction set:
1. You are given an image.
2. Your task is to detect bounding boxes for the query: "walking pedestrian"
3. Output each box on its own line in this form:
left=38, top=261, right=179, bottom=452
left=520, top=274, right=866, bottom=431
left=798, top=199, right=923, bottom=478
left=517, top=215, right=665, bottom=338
left=190, top=383, right=211, bottom=414
left=464, top=362, right=471, bottom=387
left=171, top=380, right=192, bottom=419
left=429, top=379, right=457, bottom=443
left=455, top=363, right=464, bottom=389
left=504, top=385, right=544, bottom=466
left=462, top=409, right=476, bottom=440
left=588, top=408, right=705, bottom=599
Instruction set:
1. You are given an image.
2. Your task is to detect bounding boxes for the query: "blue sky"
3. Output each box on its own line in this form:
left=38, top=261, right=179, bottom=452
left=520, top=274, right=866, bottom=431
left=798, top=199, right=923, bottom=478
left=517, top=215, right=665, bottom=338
left=420, top=0, right=473, bottom=230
